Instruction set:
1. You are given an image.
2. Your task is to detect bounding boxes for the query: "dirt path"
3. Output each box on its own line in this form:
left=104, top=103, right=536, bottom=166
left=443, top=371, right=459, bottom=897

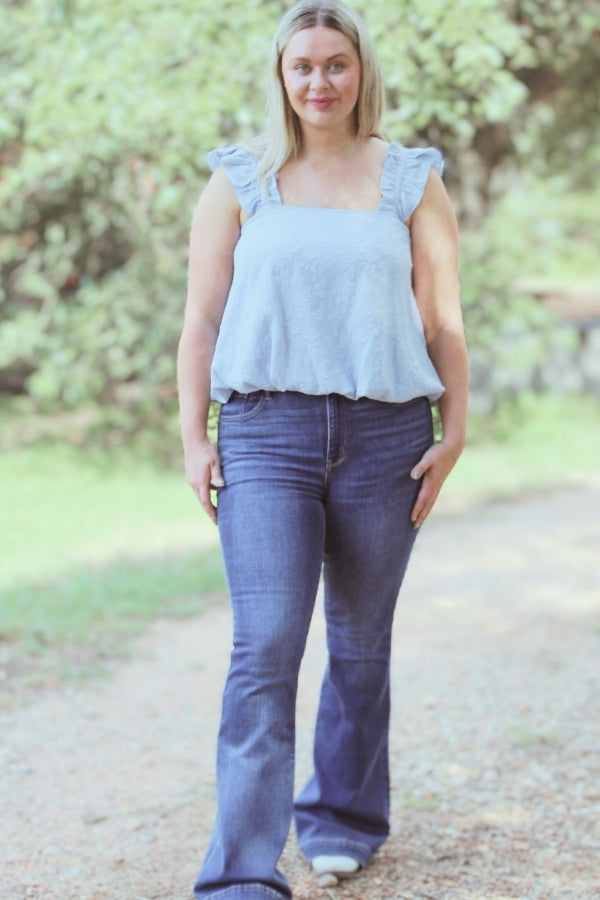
left=2, top=487, right=600, bottom=900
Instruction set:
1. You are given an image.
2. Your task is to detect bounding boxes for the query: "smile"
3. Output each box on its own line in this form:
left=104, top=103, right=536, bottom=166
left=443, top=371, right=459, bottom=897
left=307, top=98, right=335, bottom=109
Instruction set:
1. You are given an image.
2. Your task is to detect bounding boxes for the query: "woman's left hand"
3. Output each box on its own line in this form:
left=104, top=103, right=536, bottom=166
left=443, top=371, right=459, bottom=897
left=410, top=441, right=460, bottom=529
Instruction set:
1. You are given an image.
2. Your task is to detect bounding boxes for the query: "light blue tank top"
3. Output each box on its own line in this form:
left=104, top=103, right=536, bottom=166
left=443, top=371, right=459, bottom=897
left=207, top=141, right=445, bottom=405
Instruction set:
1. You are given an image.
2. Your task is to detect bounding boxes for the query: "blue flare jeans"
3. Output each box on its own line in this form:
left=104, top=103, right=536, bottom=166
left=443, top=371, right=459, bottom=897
left=194, top=390, right=433, bottom=900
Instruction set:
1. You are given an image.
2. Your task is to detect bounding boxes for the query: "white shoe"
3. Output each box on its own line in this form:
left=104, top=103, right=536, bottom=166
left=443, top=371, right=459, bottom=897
left=312, top=854, right=361, bottom=878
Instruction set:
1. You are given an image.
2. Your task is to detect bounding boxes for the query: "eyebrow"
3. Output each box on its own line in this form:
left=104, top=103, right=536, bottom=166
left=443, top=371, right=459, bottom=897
left=289, top=53, right=352, bottom=63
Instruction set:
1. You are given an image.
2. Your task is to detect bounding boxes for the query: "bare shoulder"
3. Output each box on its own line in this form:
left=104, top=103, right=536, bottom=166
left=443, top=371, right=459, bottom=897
left=366, top=135, right=390, bottom=169
left=409, top=168, right=457, bottom=234
left=368, top=135, right=390, bottom=156
left=193, top=164, right=241, bottom=225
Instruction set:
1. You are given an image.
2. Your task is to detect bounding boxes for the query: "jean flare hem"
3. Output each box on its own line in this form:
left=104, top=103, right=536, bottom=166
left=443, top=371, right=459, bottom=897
left=194, top=884, right=290, bottom=900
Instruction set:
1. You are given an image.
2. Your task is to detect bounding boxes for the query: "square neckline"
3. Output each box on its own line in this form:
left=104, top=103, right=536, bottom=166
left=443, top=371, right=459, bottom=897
left=272, top=142, right=393, bottom=213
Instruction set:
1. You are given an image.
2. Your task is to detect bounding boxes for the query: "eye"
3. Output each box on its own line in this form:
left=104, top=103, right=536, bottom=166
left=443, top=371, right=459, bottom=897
left=330, top=62, right=345, bottom=71
left=295, top=64, right=310, bottom=73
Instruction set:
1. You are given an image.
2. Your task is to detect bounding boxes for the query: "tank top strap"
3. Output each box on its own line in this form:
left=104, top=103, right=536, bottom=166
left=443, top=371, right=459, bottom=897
left=380, top=141, right=444, bottom=222
left=207, top=145, right=263, bottom=216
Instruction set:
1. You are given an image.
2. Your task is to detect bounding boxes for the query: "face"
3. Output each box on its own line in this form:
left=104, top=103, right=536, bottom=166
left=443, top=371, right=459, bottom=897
left=280, top=25, right=361, bottom=134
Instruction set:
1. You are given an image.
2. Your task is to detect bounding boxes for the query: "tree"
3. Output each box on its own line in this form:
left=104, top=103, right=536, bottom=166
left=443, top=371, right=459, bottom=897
left=0, top=0, right=597, bottom=431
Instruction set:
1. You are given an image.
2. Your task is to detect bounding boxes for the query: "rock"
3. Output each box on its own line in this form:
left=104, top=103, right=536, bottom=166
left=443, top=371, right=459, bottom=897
left=317, top=873, right=339, bottom=888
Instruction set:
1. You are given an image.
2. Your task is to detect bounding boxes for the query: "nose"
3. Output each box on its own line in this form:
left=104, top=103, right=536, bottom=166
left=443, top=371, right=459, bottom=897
left=310, top=67, right=329, bottom=91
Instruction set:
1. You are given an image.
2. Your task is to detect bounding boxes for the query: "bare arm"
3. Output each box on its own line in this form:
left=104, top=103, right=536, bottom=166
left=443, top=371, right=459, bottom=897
left=408, top=169, right=469, bottom=527
left=177, top=165, right=241, bottom=521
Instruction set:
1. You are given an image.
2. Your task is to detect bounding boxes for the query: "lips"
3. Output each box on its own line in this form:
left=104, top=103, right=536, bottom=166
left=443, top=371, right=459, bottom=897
left=308, top=98, right=335, bottom=109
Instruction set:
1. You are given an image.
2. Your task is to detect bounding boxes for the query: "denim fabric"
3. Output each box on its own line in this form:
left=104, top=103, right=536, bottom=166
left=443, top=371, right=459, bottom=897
left=194, top=391, right=433, bottom=900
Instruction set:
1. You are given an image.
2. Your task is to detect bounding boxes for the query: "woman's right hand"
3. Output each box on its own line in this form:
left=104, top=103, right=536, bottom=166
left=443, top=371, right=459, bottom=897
left=184, top=439, right=225, bottom=523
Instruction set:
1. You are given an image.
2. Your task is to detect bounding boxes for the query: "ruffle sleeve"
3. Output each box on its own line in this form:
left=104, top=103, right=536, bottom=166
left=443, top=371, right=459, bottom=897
left=207, top=145, right=261, bottom=216
left=381, top=142, right=444, bottom=222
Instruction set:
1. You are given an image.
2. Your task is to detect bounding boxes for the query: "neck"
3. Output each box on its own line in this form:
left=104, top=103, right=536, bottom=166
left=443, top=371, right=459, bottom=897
left=297, top=124, right=363, bottom=163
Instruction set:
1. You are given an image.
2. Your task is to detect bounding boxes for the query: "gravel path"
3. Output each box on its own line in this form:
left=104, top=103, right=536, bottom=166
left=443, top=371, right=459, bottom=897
left=2, top=487, right=599, bottom=900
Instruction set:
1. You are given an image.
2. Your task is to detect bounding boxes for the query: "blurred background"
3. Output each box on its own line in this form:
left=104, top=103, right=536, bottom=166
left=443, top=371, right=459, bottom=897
left=1, top=0, right=599, bottom=692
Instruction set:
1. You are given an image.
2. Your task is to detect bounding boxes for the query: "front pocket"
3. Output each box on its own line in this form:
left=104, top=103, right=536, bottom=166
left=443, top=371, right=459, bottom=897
left=218, top=390, right=267, bottom=422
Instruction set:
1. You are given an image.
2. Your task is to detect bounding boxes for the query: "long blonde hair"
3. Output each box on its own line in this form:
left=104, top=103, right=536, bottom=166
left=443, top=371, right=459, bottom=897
left=250, top=1, right=385, bottom=186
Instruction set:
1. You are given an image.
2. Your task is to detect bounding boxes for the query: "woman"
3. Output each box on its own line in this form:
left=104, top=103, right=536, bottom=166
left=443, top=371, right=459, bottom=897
left=177, top=2, right=468, bottom=898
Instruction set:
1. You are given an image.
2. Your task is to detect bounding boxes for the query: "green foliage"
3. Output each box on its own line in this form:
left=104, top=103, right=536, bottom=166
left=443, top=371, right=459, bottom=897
left=510, top=0, right=600, bottom=182
left=459, top=173, right=600, bottom=406
left=0, top=0, right=283, bottom=418
left=0, top=0, right=598, bottom=439
left=491, top=177, right=600, bottom=284
left=365, top=0, right=531, bottom=142
left=460, top=205, right=562, bottom=395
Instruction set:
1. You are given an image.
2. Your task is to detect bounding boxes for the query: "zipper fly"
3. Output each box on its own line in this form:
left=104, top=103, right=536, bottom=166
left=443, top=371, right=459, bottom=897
left=325, top=394, right=346, bottom=473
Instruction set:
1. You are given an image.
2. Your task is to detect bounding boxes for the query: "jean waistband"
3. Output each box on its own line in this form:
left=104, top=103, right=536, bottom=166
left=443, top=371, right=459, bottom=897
left=227, top=390, right=427, bottom=409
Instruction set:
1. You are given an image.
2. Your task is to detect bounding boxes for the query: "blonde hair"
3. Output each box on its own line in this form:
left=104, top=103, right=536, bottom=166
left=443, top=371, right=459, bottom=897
left=251, top=1, right=385, bottom=186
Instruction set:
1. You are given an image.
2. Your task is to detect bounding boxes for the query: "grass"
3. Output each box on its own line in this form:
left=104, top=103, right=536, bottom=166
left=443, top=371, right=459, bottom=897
left=444, top=393, right=600, bottom=508
left=1, top=393, right=599, bottom=696
left=0, top=442, right=219, bottom=591
left=0, top=444, right=225, bottom=695
left=1, top=551, right=225, bottom=646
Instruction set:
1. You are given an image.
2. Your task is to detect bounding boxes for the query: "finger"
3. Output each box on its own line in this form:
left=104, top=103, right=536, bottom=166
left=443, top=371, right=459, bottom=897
left=415, top=479, right=445, bottom=528
left=414, top=498, right=433, bottom=529
left=411, top=480, right=428, bottom=527
left=197, top=483, right=218, bottom=524
left=410, top=472, right=427, bottom=527
left=412, top=499, right=431, bottom=529
left=210, top=460, right=225, bottom=488
left=410, top=458, right=427, bottom=481
left=411, top=474, right=440, bottom=528
left=410, top=447, right=435, bottom=482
